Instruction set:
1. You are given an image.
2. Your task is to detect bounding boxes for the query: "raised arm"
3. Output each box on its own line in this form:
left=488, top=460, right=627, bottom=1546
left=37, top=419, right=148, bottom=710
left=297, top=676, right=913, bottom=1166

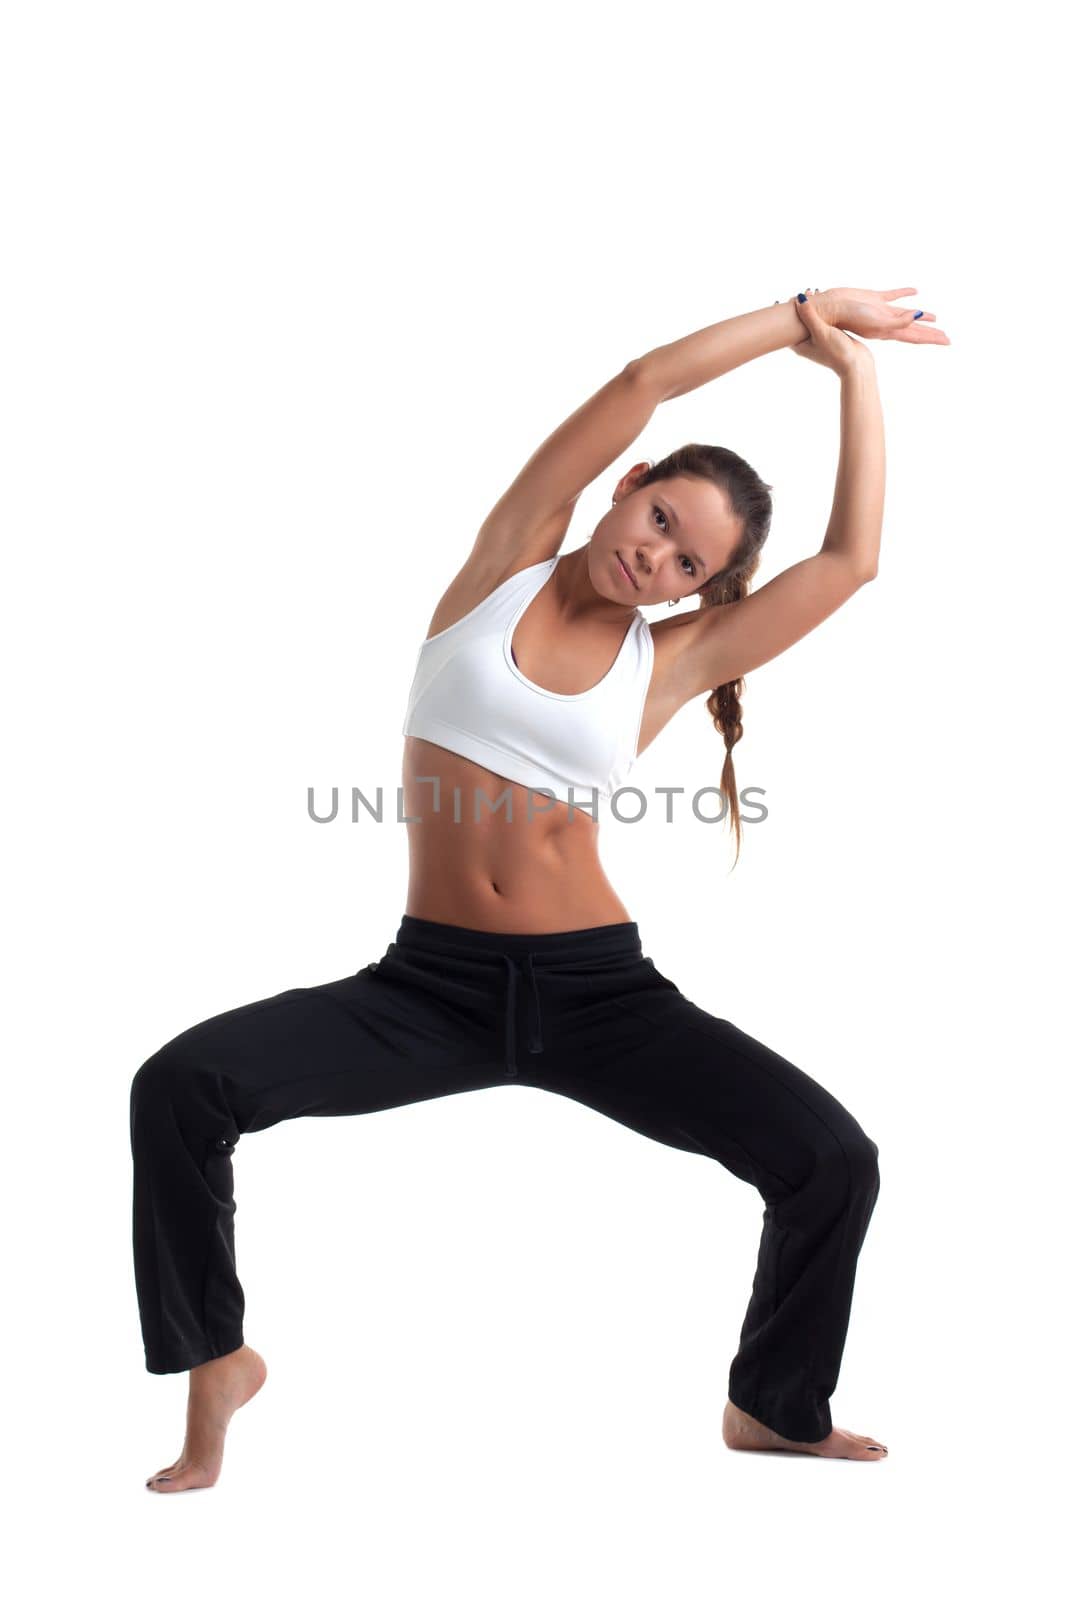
left=673, top=297, right=888, bottom=699
left=464, top=288, right=936, bottom=596
left=634, top=284, right=946, bottom=398
left=467, top=292, right=851, bottom=579
left=633, top=296, right=822, bottom=397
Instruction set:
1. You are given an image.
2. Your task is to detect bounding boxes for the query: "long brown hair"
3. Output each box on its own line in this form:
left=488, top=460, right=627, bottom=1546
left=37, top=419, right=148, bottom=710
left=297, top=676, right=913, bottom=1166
left=633, top=444, right=773, bottom=869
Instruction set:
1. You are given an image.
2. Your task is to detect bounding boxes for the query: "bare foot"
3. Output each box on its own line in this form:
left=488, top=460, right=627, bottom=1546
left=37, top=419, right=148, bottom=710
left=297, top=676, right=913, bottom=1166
left=145, top=1344, right=268, bottom=1492
left=722, top=1399, right=888, bottom=1460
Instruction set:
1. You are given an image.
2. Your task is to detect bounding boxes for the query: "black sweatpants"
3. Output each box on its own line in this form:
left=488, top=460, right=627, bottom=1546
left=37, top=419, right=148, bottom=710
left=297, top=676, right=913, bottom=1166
left=129, top=914, right=880, bottom=1443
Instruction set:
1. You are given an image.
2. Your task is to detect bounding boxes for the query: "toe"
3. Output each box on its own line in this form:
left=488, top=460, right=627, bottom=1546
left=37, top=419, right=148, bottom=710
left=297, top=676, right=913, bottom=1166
left=832, top=1428, right=888, bottom=1460
left=147, top=1471, right=187, bottom=1492
left=843, top=1429, right=887, bottom=1452
left=147, top=1461, right=217, bottom=1492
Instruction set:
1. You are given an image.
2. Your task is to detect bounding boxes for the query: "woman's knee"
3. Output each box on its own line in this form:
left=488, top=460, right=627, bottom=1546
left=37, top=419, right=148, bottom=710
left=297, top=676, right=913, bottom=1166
left=834, top=1125, right=880, bottom=1202
left=130, top=1031, right=210, bottom=1118
left=800, top=1122, right=879, bottom=1213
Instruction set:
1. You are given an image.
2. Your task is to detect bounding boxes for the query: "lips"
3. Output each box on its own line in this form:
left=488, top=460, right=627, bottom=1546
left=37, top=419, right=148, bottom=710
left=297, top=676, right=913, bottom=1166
left=616, top=551, right=639, bottom=590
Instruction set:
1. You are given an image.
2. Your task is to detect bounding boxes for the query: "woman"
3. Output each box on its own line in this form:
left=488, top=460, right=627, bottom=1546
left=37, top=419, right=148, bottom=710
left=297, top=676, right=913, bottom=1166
left=133, top=287, right=949, bottom=1491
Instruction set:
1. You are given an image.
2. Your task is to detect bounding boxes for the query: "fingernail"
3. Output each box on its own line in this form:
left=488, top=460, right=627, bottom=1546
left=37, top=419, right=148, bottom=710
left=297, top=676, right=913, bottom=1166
left=913, top=310, right=924, bottom=319
left=797, top=293, right=807, bottom=303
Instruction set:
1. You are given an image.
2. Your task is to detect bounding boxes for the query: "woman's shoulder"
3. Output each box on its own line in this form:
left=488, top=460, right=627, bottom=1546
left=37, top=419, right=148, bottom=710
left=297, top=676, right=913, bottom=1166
left=419, top=504, right=578, bottom=640
left=418, top=551, right=553, bottom=644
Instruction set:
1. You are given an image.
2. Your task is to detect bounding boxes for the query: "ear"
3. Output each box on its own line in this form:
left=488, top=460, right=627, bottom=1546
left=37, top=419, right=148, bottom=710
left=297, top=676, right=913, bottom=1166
left=616, top=461, right=653, bottom=499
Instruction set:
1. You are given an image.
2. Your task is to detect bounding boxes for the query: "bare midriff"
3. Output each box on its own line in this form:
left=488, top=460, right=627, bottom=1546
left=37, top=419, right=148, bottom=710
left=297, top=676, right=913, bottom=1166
left=401, top=736, right=633, bottom=934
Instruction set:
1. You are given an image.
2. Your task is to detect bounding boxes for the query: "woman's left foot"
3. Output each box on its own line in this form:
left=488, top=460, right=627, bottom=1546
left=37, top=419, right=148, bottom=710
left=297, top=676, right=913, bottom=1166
left=145, top=1344, right=268, bottom=1492
left=722, top=1399, right=888, bottom=1460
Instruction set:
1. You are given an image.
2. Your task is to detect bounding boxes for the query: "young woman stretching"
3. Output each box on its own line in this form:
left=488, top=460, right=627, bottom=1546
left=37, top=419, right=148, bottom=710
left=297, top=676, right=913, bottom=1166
left=132, top=287, right=949, bottom=1491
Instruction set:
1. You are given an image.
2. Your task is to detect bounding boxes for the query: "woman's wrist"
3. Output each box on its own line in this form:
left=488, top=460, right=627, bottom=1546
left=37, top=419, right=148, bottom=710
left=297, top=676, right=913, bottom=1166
left=838, top=348, right=883, bottom=385
left=780, top=287, right=841, bottom=328
left=815, top=288, right=843, bottom=326
left=838, top=346, right=876, bottom=379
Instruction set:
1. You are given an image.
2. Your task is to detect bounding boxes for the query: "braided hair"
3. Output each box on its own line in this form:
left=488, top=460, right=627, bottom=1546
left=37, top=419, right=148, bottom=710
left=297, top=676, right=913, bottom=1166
left=633, top=444, right=773, bottom=869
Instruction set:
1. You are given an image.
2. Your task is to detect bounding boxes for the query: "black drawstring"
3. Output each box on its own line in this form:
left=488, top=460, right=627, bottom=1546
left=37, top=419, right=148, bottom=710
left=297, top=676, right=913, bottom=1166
left=500, top=952, right=544, bottom=1075
left=502, top=955, right=518, bottom=1076
left=527, top=951, right=543, bottom=1053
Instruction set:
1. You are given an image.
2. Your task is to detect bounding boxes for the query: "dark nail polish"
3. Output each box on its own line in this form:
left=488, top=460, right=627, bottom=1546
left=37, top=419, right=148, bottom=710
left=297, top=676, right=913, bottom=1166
left=913, top=310, right=924, bottom=319
left=797, top=292, right=807, bottom=303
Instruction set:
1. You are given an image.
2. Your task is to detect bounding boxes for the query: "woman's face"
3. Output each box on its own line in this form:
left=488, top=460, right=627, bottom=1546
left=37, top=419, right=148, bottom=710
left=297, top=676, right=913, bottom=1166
left=589, top=474, right=743, bottom=607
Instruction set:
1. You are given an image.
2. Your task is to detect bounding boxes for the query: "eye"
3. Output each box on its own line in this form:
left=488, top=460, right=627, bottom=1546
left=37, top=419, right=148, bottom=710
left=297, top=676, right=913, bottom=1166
left=653, top=505, right=696, bottom=578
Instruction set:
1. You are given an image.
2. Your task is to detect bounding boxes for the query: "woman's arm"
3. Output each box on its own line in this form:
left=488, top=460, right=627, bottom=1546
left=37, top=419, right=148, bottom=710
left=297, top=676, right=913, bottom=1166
left=632, top=284, right=943, bottom=399
left=675, top=301, right=886, bottom=696
left=464, top=287, right=930, bottom=583
left=463, top=295, right=837, bottom=576
left=632, top=296, right=822, bottom=398
left=822, top=355, right=884, bottom=577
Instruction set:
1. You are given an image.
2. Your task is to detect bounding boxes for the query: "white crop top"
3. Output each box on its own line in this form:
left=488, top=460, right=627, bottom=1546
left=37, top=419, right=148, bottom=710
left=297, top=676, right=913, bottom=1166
left=402, top=556, right=655, bottom=808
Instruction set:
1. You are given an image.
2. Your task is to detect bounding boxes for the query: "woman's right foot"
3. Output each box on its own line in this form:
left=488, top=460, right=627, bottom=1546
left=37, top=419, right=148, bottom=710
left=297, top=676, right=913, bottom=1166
left=146, top=1344, right=268, bottom=1492
left=722, top=1399, right=888, bottom=1460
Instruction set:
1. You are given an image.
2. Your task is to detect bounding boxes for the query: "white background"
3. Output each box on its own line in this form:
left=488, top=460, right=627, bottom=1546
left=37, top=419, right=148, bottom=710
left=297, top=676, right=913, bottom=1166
left=3, top=0, right=1062, bottom=1593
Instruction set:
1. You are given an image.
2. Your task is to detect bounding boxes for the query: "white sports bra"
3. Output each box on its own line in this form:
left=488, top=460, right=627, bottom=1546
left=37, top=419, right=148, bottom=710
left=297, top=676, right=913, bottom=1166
left=402, top=556, right=655, bottom=809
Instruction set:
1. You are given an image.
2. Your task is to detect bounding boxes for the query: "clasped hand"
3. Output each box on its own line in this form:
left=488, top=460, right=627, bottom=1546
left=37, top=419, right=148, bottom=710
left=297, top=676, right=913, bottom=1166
left=793, top=286, right=951, bottom=376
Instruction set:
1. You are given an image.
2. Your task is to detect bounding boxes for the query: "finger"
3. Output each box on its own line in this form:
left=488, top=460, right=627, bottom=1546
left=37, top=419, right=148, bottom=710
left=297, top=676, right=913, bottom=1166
left=893, top=307, right=938, bottom=324
left=892, top=324, right=952, bottom=345
left=880, top=287, right=920, bottom=300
